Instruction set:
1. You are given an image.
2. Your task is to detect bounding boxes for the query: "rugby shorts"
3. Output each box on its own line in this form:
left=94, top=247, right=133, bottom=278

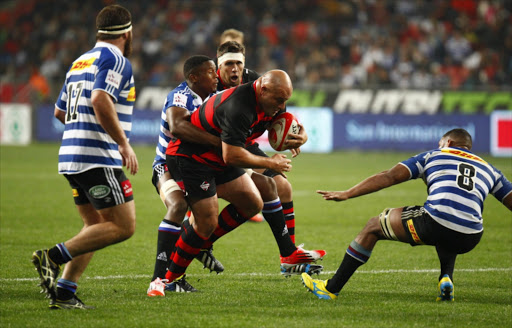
left=151, top=163, right=168, bottom=194
left=401, top=206, right=483, bottom=254
left=166, top=155, right=245, bottom=201
left=64, top=167, right=133, bottom=210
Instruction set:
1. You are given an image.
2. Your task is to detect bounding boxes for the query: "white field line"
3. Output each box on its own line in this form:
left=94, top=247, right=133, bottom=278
left=3, top=267, right=511, bottom=282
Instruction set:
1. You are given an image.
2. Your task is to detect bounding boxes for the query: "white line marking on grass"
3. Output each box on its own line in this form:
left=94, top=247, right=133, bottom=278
left=4, top=267, right=512, bottom=282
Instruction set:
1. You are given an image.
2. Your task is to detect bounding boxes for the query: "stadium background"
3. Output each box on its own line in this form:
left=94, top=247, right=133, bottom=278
left=1, top=0, right=511, bottom=153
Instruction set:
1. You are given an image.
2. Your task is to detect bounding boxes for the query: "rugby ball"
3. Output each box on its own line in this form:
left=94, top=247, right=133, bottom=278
left=268, top=112, right=299, bottom=151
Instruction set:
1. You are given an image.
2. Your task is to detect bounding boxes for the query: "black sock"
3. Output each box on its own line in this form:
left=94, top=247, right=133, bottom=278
left=152, top=219, right=181, bottom=281
left=326, top=241, right=372, bottom=293
left=48, top=243, right=72, bottom=266
left=262, top=198, right=296, bottom=257
left=436, top=245, right=457, bottom=281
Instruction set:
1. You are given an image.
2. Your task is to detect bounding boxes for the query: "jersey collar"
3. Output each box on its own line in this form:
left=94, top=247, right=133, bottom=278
left=94, top=41, right=123, bottom=56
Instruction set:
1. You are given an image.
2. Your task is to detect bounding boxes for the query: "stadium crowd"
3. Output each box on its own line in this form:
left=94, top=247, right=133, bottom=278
left=1, top=0, right=511, bottom=103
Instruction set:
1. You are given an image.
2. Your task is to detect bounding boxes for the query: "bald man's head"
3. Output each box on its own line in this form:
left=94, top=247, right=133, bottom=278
left=257, top=70, right=293, bottom=117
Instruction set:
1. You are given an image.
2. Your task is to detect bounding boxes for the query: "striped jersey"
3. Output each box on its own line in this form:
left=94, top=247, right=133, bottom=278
left=400, top=147, right=512, bottom=234
left=55, top=42, right=135, bottom=174
left=152, top=82, right=214, bottom=169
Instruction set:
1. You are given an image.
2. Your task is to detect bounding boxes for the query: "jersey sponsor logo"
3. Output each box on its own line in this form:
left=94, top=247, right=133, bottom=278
left=70, top=58, right=97, bottom=72
left=89, top=185, right=111, bottom=199
left=441, top=149, right=487, bottom=164
left=72, top=189, right=79, bottom=197
left=127, top=86, right=136, bottom=102
left=173, top=93, right=187, bottom=107
left=121, top=180, right=133, bottom=197
left=200, top=181, right=210, bottom=191
left=105, top=69, right=122, bottom=90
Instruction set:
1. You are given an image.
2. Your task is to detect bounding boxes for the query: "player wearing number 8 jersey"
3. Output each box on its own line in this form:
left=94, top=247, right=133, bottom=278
left=302, top=128, right=512, bottom=301
left=31, top=4, right=138, bottom=309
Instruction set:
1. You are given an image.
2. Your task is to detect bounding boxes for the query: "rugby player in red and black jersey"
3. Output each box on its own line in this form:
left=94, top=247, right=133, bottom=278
left=164, top=70, right=325, bottom=291
left=215, top=41, right=326, bottom=275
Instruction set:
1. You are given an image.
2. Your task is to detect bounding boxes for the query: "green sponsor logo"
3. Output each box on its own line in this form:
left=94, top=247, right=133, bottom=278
left=89, top=185, right=111, bottom=199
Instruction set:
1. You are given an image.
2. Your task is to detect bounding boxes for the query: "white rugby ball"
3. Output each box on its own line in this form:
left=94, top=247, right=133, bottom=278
left=268, top=112, right=299, bottom=151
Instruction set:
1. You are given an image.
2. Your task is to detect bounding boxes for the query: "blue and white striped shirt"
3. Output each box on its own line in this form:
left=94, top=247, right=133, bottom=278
left=400, top=147, right=512, bottom=234
left=55, top=42, right=135, bottom=174
left=152, top=82, right=214, bottom=169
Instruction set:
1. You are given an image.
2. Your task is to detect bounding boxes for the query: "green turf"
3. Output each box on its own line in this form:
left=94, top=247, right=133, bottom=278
left=1, top=143, right=511, bottom=327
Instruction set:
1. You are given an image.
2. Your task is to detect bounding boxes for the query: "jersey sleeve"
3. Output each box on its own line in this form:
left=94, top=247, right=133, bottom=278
left=55, top=82, right=68, bottom=112
left=400, top=150, right=432, bottom=179
left=490, top=166, right=512, bottom=203
left=164, top=90, right=191, bottom=111
left=93, top=53, right=132, bottom=102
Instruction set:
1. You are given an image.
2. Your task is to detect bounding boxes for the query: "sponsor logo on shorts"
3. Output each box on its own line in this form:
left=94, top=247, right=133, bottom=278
left=121, top=180, right=133, bottom=197
left=200, top=181, right=210, bottom=191
left=72, top=189, right=79, bottom=197
left=407, top=219, right=424, bottom=245
left=89, top=185, right=111, bottom=199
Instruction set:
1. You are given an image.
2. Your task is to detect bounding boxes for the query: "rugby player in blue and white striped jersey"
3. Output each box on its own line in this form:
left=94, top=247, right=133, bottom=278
left=303, top=128, right=512, bottom=301
left=32, top=4, right=137, bottom=310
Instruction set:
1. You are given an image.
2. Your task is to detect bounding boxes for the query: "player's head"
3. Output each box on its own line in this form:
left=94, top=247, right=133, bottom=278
left=439, top=128, right=473, bottom=150
left=96, top=5, right=133, bottom=57
left=217, top=41, right=245, bottom=88
left=183, top=55, right=218, bottom=99
left=257, top=70, right=293, bottom=117
left=220, top=28, right=244, bottom=45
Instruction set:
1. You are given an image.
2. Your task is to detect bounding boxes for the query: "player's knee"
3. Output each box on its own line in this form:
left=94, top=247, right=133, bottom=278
left=362, top=216, right=382, bottom=236
left=259, top=175, right=278, bottom=201
left=164, top=192, right=188, bottom=224
left=275, top=176, right=292, bottom=199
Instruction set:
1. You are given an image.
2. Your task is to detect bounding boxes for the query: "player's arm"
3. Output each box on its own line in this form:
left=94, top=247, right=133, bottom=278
left=91, top=90, right=138, bottom=175
left=317, top=163, right=411, bottom=202
left=222, top=142, right=291, bottom=175
left=54, top=107, right=65, bottom=124
left=503, top=192, right=512, bottom=211
left=167, top=106, right=221, bottom=147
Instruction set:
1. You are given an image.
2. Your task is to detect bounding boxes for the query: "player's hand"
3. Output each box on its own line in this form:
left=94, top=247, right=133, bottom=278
left=289, top=147, right=301, bottom=158
left=119, top=143, right=139, bottom=175
left=270, top=153, right=292, bottom=175
left=317, top=190, right=348, bottom=202
left=285, top=122, right=308, bottom=149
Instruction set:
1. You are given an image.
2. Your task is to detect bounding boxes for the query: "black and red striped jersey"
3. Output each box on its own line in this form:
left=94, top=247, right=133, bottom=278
left=166, top=81, right=274, bottom=169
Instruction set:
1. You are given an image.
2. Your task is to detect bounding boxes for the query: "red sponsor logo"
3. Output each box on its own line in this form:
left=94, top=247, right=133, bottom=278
left=121, top=180, right=133, bottom=197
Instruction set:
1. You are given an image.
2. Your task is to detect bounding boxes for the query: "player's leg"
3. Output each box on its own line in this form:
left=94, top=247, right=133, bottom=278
left=55, top=203, right=101, bottom=305
left=151, top=167, right=188, bottom=282
left=303, top=207, right=408, bottom=299
left=272, top=174, right=296, bottom=243
left=32, top=168, right=135, bottom=308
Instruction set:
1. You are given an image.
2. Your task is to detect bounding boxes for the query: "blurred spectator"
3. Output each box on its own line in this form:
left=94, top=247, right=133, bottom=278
left=0, top=0, right=510, bottom=105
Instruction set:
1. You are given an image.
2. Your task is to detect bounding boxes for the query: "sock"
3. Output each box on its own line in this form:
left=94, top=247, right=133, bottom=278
left=282, top=201, right=295, bottom=244
left=56, top=278, right=77, bottom=301
left=48, top=243, right=72, bottom=265
left=262, top=198, right=296, bottom=257
left=152, top=219, right=181, bottom=281
left=326, top=240, right=372, bottom=293
left=165, top=226, right=207, bottom=282
left=436, top=245, right=457, bottom=281
left=203, top=204, right=248, bottom=249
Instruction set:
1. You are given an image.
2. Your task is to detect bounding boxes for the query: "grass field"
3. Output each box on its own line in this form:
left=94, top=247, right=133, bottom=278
left=1, top=143, right=511, bottom=328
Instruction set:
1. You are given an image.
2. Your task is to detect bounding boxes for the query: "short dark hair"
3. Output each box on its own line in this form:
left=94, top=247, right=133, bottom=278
left=183, top=55, right=212, bottom=80
left=443, top=128, right=473, bottom=149
left=217, top=41, right=245, bottom=57
left=96, top=5, right=132, bottom=41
